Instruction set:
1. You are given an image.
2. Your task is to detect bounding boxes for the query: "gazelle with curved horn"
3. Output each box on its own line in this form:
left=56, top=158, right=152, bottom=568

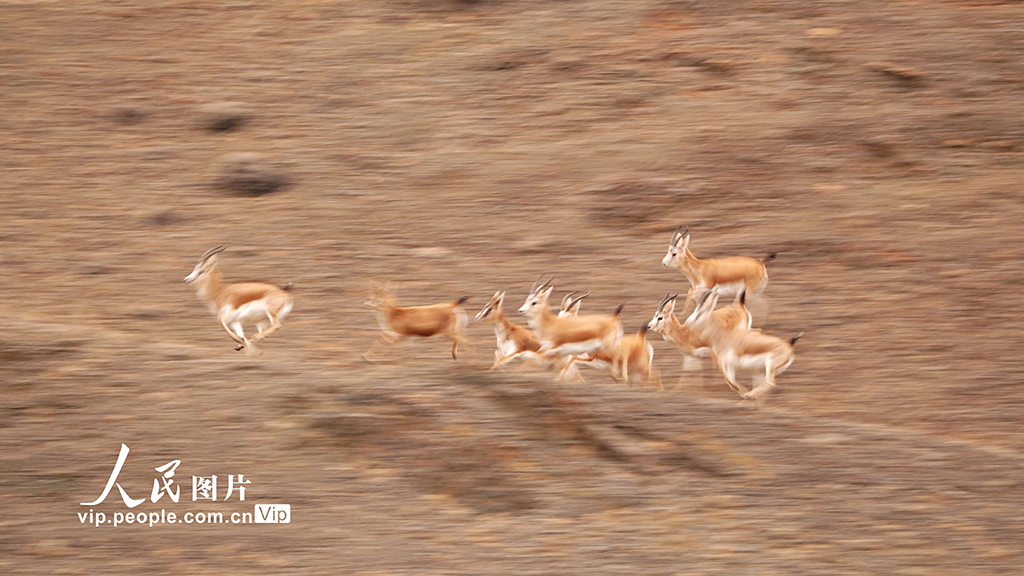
left=183, top=245, right=294, bottom=352
left=557, top=291, right=590, bottom=318
left=662, top=225, right=776, bottom=309
left=647, top=290, right=752, bottom=388
left=517, top=275, right=623, bottom=380
left=685, top=291, right=802, bottom=401
left=475, top=291, right=542, bottom=371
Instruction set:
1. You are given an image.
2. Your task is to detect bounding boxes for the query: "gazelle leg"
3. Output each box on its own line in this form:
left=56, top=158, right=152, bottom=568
left=362, top=333, right=401, bottom=362
left=651, top=366, right=663, bottom=391
left=682, top=285, right=710, bottom=312
left=219, top=315, right=246, bottom=346
left=682, top=286, right=696, bottom=311
left=553, top=357, right=585, bottom=382
left=450, top=336, right=474, bottom=361
left=567, top=362, right=586, bottom=382
left=512, top=352, right=544, bottom=372
left=676, top=355, right=701, bottom=389
left=223, top=318, right=254, bottom=352
left=251, top=313, right=283, bottom=343
left=717, top=357, right=748, bottom=397
left=743, top=362, right=776, bottom=400
left=491, top=350, right=528, bottom=371
left=446, top=323, right=472, bottom=360
left=563, top=354, right=595, bottom=382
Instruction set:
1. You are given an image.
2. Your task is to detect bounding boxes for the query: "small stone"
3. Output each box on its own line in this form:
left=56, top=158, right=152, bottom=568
left=198, top=102, right=251, bottom=132
left=111, top=106, right=146, bottom=125
left=216, top=153, right=290, bottom=197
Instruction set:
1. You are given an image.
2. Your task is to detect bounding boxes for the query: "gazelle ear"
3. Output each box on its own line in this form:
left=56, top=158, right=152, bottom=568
left=680, top=234, right=690, bottom=251
left=539, top=286, right=554, bottom=300
left=665, top=298, right=676, bottom=316
left=496, top=291, right=505, bottom=305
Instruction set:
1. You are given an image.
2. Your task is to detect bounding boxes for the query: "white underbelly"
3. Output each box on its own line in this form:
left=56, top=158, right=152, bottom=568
left=222, top=301, right=271, bottom=324
left=712, top=282, right=745, bottom=299
left=544, top=339, right=602, bottom=356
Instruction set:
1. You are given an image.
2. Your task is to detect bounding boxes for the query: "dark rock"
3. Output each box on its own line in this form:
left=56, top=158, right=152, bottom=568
left=216, top=153, right=290, bottom=196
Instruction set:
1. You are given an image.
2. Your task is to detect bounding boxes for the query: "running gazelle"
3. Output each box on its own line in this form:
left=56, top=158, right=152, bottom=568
left=363, top=283, right=470, bottom=361
left=647, top=290, right=751, bottom=387
left=475, top=291, right=541, bottom=371
left=662, top=226, right=775, bottom=309
left=685, top=291, right=802, bottom=401
left=517, top=276, right=623, bottom=380
left=183, top=245, right=294, bottom=353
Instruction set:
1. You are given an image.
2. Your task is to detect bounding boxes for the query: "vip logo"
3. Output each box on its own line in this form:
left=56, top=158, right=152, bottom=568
left=254, top=504, right=291, bottom=524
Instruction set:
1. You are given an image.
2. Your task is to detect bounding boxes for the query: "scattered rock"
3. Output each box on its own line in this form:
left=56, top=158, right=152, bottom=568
left=667, top=53, right=735, bottom=73
left=198, top=102, right=251, bottom=132
left=857, top=138, right=898, bottom=159
left=110, top=106, right=146, bottom=125
left=145, top=210, right=182, bottom=226
left=216, top=153, right=290, bottom=196
left=867, top=61, right=928, bottom=86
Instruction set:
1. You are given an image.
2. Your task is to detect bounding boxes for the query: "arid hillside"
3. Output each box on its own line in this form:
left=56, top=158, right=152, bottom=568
left=1, top=1, right=1023, bottom=574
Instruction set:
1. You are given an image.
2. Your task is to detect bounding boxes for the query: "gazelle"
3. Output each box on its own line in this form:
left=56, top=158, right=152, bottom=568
left=517, top=276, right=623, bottom=380
left=686, top=292, right=802, bottom=401
left=565, top=324, right=662, bottom=390
left=662, top=226, right=776, bottom=309
left=647, top=291, right=751, bottom=384
left=363, top=284, right=470, bottom=361
left=183, top=245, right=294, bottom=353
left=558, top=291, right=590, bottom=318
left=475, top=291, right=541, bottom=371
left=555, top=291, right=658, bottom=388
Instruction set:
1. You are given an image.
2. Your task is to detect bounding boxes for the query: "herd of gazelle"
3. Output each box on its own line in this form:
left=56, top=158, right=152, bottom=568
left=183, top=226, right=801, bottom=401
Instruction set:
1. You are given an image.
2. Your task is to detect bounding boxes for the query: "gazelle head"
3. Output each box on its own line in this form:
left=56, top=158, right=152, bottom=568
left=558, top=291, right=590, bottom=318
left=684, top=290, right=719, bottom=329
left=475, top=291, right=506, bottom=321
left=364, top=282, right=396, bottom=311
left=661, top=225, right=690, bottom=268
left=647, top=293, right=678, bottom=333
left=184, top=245, right=226, bottom=284
left=518, top=274, right=554, bottom=317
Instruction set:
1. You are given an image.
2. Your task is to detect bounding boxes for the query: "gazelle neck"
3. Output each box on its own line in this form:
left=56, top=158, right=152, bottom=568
left=194, top=266, right=226, bottom=307
left=526, top=301, right=555, bottom=333
left=490, top=307, right=514, bottom=335
left=677, top=248, right=702, bottom=281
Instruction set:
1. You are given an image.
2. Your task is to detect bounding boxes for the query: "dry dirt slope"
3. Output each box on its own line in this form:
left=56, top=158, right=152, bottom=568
left=1, top=0, right=1023, bottom=574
